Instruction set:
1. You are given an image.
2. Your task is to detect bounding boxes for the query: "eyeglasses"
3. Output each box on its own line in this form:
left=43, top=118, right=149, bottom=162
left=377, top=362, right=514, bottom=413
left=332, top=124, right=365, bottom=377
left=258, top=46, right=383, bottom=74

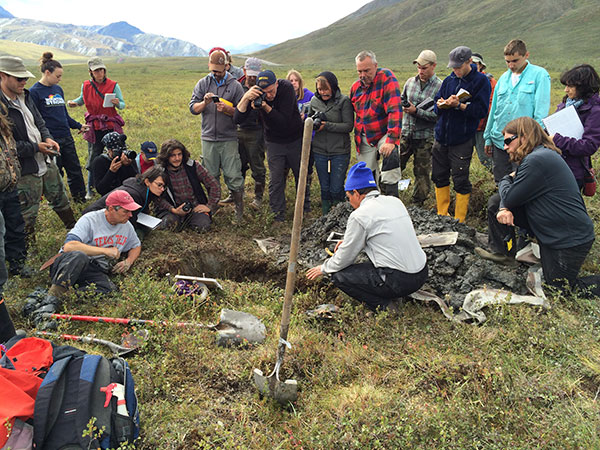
left=153, top=181, right=165, bottom=189
left=504, top=135, right=518, bottom=146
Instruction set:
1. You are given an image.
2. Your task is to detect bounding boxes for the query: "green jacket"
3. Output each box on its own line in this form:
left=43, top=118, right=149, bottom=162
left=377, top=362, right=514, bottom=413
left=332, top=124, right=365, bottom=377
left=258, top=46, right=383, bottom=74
left=307, top=91, right=354, bottom=156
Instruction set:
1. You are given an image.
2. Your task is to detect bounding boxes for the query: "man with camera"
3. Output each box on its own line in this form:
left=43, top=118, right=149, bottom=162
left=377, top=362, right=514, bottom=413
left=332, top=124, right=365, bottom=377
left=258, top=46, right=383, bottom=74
left=155, top=139, right=221, bottom=233
left=400, top=50, right=442, bottom=205
left=350, top=50, right=403, bottom=197
left=92, top=131, right=137, bottom=196
left=190, top=49, right=245, bottom=220
left=234, top=57, right=267, bottom=210
left=234, top=70, right=304, bottom=222
left=0, top=55, right=76, bottom=249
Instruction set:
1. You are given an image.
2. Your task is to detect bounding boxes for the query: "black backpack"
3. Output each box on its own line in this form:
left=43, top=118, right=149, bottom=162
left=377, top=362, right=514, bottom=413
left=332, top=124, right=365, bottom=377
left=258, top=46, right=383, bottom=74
left=33, top=353, right=140, bottom=449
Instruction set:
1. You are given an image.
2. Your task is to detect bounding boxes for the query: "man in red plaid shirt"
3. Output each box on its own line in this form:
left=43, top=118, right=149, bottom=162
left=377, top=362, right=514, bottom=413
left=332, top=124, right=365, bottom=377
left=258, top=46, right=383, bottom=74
left=350, top=50, right=402, bottom=197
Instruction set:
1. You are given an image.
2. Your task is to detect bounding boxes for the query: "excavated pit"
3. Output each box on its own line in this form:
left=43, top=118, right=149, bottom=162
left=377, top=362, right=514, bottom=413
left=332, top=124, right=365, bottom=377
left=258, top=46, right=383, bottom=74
left=291, top=202, right=530, bottom=308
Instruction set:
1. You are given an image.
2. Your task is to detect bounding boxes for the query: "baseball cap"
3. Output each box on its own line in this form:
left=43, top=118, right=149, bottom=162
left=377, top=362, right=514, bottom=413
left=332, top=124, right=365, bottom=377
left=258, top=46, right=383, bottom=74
left=0, top=56, right=35, bottom=78
left=345, top=162, right=377, bottom=191
left=471, top=52, right=486, bottom=69
left=208, top=50, right=227, bottom=71
left=413, top=50, right=437, bottom=66
left=447, top=46, right=472, bottom=68
left=244, top=57, right=262, bottom=77
left=106, top=190, right=141, bottom=211
left=257, top=70, right=276, bottom=89
left=140, top=141, right=158, bottom=160
left=88, top=57, right=106, bottom=71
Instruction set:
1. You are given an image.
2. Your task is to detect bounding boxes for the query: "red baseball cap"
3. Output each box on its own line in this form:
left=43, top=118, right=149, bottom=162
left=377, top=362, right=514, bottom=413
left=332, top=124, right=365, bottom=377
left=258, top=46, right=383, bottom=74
left=106, top=190, right=141, bottom=211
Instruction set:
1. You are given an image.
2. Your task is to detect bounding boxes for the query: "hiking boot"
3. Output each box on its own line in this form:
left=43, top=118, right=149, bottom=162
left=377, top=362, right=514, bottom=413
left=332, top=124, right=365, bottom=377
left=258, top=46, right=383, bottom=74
left=9, top=260, right=35, bottom=278
left=250, top=182, right=264, bottom=210
left=233, top=190, right=244, bottom=221
left=474, top=247, right=518, bottom=267
left=56, top=207, right=77, bottom=229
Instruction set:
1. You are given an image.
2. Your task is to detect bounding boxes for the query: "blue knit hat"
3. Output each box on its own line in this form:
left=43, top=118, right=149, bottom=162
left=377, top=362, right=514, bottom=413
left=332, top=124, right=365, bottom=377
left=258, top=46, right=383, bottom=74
left=345, top=162, right=376, bottom=191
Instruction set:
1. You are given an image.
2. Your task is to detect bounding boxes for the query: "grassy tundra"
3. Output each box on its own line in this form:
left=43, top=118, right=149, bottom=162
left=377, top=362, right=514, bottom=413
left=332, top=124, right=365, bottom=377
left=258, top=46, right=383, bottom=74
left=5, top=57, right=600, bottom=449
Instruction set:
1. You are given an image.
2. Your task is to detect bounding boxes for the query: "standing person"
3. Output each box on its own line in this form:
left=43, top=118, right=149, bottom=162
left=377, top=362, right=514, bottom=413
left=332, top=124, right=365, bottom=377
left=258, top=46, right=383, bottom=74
left=234, top=57, right=267, bottom=210
left=471, top=52, right=496, bottom=171
left=134, top=141, right=158, bottom=174
left=0, top=103, right=24, bottom=341
left=155, top=139, right=221, bottom=232
left=0, top=55, right=76, bottom=242
left=287, top=69, right=314, bottom=112
left=306, top=162, right=427, bottom=312
left=551, top=64, right=600, bottom=189
left=483, top=39, right=551, bottom=183
left=208, top=47, right=244, bottom=81
left=29, top=52, right=88, bottom=203
left=189, top=49, right=245, bottom=220
left=68, top=57, right=125, bottom=198
left=350, top=50, right=402, bottom=197
left=475, top=117, right=599, bottom=296
left=306, top=71, right=353, bottom=215
left=400, top=50, right=442, bottom=205
left=234, top=70, right=305, bottom=222
left=432, top=46, right=490, bottom=223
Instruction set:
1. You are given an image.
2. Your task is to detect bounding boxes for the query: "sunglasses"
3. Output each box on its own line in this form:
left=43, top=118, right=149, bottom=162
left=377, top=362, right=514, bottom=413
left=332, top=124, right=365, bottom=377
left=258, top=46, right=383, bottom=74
left=13, top=76, right=28, bottom=83
left=504, top=135, right=518, bottom=146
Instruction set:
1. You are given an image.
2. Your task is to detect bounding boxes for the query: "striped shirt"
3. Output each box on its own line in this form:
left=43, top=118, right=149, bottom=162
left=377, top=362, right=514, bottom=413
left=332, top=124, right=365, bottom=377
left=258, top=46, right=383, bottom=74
left=350, top=68, right=402, bottom=150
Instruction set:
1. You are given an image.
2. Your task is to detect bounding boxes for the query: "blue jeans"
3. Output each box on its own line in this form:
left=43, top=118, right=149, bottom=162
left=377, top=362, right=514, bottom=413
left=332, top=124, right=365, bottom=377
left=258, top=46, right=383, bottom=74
left=313, top=153, right=350, bottom=202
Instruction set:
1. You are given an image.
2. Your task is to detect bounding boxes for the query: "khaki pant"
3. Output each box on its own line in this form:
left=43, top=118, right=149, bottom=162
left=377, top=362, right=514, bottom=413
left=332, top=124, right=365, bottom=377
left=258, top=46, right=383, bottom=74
left=358, top=134, right=401, bottom=186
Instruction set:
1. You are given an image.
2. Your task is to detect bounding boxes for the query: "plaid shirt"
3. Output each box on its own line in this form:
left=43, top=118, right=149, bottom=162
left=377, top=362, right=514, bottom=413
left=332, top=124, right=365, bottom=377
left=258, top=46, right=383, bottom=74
left=401, top=74, right=442, bottom=140
left=157, top=160, right=221, bottom=212
left=350, top=68, right=402, bottom=149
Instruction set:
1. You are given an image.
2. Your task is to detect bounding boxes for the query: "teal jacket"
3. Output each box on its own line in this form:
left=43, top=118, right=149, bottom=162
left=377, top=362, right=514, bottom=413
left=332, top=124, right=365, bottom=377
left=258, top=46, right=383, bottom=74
left=483, top=61, right=551, bottom=149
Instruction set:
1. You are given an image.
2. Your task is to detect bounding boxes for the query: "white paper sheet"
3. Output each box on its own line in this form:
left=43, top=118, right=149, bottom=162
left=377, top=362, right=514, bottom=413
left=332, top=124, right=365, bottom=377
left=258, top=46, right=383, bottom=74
left=136, top=212, right=162, bottom=229
left=542, top=105, right=584, bottom=139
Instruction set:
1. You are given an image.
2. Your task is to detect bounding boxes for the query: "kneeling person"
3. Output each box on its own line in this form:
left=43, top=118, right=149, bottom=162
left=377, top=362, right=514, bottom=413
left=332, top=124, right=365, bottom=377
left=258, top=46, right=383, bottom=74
left=306, top=162, right=428, bottom=311
left=47, top=190, right=141, bottom=303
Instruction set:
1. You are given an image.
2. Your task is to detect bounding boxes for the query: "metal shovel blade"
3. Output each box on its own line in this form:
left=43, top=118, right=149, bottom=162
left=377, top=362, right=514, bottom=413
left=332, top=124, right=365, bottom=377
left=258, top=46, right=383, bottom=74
left=253, top=368, right=298, bottom=404
left=215, top=309, right=266, bottom=347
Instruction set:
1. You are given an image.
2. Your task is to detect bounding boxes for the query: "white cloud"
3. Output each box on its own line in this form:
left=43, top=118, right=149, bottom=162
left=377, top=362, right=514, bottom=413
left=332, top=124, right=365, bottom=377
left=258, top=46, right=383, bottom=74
left=0, top=0, right=371, bottom=50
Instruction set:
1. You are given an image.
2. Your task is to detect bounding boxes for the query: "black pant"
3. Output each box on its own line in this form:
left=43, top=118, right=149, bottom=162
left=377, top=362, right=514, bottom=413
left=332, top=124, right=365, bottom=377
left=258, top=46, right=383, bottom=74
left=486, top=193, right=532, bottom=255
left=0, top=188, right=27, bottom=266
left=0, top=298, right=16, bottom=344
left=539, top=240, right=600, bottom=296
left=332, top=261, right=428, bottom=311
left=88, top=129, right=111, bottom=188
left=431, top=140, right=473, bottom=194
left=492, top=145, right=517, bottom=184
left=266, top=138, right=307, bottom=220
left=55, top=135, right=86, bottom=201
left=50, top=251, right=116, bottom=293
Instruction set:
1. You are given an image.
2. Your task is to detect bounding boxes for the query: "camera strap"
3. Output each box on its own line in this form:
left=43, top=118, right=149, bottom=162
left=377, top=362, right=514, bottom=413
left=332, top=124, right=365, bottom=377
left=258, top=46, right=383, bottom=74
left=89, top=80, right=113, bottom=101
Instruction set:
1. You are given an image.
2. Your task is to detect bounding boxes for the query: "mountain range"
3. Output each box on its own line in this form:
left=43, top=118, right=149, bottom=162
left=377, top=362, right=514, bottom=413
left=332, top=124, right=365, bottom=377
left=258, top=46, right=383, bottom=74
left=256, top=0, right=600, bottom=68
left=0, top=15, right=208, bottom=58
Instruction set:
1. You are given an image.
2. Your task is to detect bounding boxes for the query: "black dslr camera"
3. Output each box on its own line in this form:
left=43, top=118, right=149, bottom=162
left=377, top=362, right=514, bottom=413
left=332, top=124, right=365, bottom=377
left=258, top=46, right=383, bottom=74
left=401, top=95, right=411, bottom=108
left=310, top=111, right=327, bottom=130
left=253, top=89, right=267, bottom=108
left=182, top=202, right=193, bottom=213
left=113, top=147, right=137, bottom=160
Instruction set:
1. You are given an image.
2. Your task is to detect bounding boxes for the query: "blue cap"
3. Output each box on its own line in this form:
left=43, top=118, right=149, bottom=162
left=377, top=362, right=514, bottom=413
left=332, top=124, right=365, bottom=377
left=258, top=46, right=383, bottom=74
left=257, top=70, right=276, bottom=89
left=140, top=141, right=158, bottom=160
left=345, top=162, right=377, bottom=191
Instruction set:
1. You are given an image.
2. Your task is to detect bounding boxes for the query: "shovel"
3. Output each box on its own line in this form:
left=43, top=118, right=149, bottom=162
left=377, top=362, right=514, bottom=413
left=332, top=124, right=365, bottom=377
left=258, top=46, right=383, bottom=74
left=252, top=117, right=313, bottom=404
left=39, top=309, right=266, bottom=347
left=35, top=330, right=143, bottom=357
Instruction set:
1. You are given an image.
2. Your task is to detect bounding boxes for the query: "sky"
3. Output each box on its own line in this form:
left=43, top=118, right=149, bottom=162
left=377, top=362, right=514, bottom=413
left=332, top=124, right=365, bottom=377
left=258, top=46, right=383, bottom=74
left=0, top=0, right=372, bottom=50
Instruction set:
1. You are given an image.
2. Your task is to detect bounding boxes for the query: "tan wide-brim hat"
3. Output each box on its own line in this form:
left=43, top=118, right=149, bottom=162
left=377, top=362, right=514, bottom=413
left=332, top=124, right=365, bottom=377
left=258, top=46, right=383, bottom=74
left=0, top=56, right=35, bottom=78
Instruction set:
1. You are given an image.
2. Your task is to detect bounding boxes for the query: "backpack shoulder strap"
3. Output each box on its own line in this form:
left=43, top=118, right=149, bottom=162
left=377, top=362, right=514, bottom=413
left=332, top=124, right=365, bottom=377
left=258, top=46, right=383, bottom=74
left=33, top=355, right=72, bottom=447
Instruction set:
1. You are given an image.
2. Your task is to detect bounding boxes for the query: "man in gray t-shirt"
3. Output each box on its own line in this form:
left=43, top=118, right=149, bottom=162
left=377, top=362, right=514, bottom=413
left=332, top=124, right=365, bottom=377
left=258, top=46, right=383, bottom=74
left=38, top=191, right=142, bottom=318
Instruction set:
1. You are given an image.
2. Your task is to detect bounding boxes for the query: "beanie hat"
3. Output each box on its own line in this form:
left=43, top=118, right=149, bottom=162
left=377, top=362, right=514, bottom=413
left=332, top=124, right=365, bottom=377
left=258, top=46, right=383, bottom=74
left=345, top=162, right=376, bottom=191
left=101, top=132, right=127, bottom=151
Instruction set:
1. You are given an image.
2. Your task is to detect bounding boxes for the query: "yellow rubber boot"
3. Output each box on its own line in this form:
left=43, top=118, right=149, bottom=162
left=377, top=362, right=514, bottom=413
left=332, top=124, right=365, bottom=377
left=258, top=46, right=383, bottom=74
left=454, top=192, right=470, bottom=223
left=435, top=186, right=451, bottom=216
